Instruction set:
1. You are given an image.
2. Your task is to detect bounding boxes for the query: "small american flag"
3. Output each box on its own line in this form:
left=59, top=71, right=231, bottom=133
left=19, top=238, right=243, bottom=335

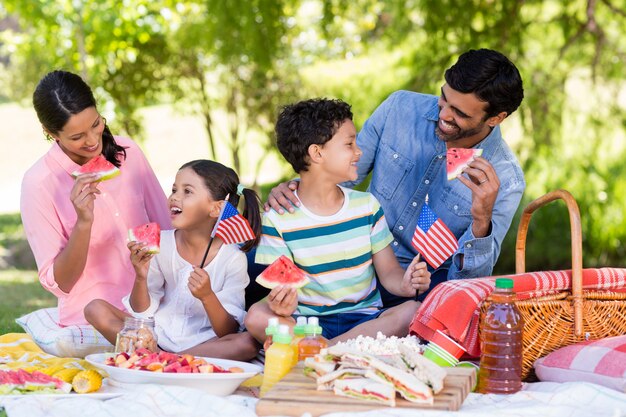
left=411, top=196, right=458, bottom=268
left=211, top=201, right=255, bottom=244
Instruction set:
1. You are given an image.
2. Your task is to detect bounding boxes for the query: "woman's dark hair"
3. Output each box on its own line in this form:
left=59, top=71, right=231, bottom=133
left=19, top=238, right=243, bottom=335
left=275, top=98, right=353, bottom=173
left=32, top=70, right=126, bottom=167
left=444, top=49, right=524, bottom=119
left=179, top=159, right=262, bottom=252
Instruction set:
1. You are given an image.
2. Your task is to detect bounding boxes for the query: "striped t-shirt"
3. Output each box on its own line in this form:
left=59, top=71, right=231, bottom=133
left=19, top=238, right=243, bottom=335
left=256, top=186, right=393, bottom=316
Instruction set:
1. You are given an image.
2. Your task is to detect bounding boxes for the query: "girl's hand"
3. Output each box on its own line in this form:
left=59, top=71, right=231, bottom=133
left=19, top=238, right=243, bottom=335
left=188, top=266, right=214, bottom=302
left=401, top=255, right=431, bottom=297
left=267, top=285, right=298, bottom=317
left=70, top=174, right=101, bottom=225
left=128, top=241, right=153, bottom=281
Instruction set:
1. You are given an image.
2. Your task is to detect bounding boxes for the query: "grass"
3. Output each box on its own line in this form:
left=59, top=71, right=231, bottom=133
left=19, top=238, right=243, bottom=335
left=0, top=269, right=56, bottom=334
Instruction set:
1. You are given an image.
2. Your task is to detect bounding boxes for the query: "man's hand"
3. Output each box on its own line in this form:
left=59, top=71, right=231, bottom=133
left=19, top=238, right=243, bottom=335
left=264, top=180, right=300, bottom=214
left=457, top=157, right=499, bottom=238
left=267, top=285, right=298, bottom=317
left=188, top=266, right=214, bottom=302
left=400, top=254, right=431, bottom=297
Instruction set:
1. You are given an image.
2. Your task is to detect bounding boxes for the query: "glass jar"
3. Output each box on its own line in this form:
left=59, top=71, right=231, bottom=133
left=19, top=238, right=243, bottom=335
left=115, top=317, right=158, bottom=353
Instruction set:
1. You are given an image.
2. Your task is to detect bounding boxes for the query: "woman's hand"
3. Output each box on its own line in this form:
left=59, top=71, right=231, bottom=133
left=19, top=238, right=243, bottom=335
left=128, top=241, right=153, bottom=281
left=267, top=285, right=298, bottom=317
left=188, top=266, right=214, bottom=302
left=70, top=174, right=101, bottom=225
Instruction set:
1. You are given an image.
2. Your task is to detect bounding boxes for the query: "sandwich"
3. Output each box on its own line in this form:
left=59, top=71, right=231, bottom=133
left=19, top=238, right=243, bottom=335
left=316, top=366, right=368, bottom=390
left=303, top=356, right=338, bottom=379
left=333, top=377, right=396, bottom=406
left=365, top=355, right=434, bottom=405
left=395, top=343, right=446, bottom=394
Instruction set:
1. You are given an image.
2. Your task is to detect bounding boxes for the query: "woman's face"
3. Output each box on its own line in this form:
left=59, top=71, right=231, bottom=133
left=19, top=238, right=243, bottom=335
left=48, top=106, right=105, bottom=165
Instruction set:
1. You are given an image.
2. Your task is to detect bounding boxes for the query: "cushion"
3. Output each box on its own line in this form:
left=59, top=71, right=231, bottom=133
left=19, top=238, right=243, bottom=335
left=15, top=307, right=114, bottom=358
left=534, top=335, right=626, bottom=392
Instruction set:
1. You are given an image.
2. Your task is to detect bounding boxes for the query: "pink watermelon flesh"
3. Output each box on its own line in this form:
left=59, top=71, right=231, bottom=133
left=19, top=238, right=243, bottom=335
left=0, top=369, right=72, bottom=393
left=446, top=148, right=483, bottom=181
left=128, top=222, right=161, bottom=254
left=256, top=255, right=310, bottom=289
left=71, top=154, right=120, bottom=181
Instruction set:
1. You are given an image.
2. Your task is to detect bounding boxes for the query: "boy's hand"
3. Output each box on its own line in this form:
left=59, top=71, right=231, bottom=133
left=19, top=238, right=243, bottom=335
left=264, top=180, right=300, bottom=214
left=401, top=254, right=431, bottom=297
left=128, top=241, right=153, bottom=281
left=267, top=285, right=298, bottom=317
left=188, top=266, right=214, bottom=302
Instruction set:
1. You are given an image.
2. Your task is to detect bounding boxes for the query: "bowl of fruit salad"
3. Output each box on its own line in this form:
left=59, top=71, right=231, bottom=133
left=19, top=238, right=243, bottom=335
left=86, top=348, right=261, bottom=396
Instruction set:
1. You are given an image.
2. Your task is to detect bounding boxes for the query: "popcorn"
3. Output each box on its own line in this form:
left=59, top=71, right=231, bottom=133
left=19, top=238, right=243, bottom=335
left=335, top=332, right=425, bottom=356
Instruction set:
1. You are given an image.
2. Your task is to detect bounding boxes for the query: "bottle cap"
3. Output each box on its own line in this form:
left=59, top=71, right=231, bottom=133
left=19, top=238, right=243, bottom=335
left=273, top=324, right=292, bottom=344
left=294, top=316, right=307, bottom=336
left=307, top=316, right=319, bottom=326
left=296, top=316, right=307, bottom=326
left=265, top=317, right=280, bottom=336
left=495, top=278, right=514, bottom=289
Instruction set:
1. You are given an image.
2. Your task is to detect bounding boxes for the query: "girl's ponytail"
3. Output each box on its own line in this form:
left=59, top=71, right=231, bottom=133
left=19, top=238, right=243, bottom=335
left=239, top=187, right=262, bottom=252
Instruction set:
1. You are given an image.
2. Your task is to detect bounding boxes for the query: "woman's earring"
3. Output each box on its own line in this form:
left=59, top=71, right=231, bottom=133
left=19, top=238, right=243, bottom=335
left=102, top=116, right=107, bottom=126
left=43, top=130, right=53, bottom=141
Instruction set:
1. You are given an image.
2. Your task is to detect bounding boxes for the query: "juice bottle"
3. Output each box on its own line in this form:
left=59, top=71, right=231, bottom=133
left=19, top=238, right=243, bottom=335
left=290, top=316, right=307, bottom=366
left=298, top=316, right=328, bottom=360
left=263, top=317, right=280, bottom=352
left=476, top=278, right=524, bottom=394
left=260, top=324, right=294, bottom=397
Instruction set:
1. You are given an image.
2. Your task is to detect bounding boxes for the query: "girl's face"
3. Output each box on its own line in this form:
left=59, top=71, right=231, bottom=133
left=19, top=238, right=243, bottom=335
left=48, top=106, right=105, bottom=165
left=169, top=167, right=218, bottom=230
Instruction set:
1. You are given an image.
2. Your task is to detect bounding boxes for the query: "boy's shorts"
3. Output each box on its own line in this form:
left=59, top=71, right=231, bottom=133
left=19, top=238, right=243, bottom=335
left=296, top=310, right=385, bottom=340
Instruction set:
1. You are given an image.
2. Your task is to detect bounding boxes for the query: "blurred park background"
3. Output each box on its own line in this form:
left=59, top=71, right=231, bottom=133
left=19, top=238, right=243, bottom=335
left=0, top=0, right=624, bottom=331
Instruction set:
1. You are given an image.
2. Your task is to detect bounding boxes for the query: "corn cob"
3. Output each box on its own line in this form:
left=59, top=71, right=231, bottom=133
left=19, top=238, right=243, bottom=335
left=39, top=365, right=66, bottom=376
left=72, top=370, right=103, bottom=394
left=53, top=368, right=82, bottom=383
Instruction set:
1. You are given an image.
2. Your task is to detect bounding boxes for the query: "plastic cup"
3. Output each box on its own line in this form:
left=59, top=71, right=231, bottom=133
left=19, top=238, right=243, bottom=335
left=423, top=344, right=458, bottom=367
left=430, top=330, right=466, bottom=360
left=455, top=361, right=479, bottom=391
left=427, top=343, right=458, bottom=363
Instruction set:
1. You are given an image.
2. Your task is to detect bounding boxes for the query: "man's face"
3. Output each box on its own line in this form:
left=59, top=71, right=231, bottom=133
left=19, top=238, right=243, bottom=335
left=435, top=84, right=493, bottom=147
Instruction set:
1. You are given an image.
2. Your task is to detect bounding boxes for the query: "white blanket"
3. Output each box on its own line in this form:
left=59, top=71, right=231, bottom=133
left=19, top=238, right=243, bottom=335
left=1, top=381, right=625, bottom=417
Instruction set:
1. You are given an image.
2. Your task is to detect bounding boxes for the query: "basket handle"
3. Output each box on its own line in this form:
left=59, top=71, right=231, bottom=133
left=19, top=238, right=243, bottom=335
left=515, top=189, right=584, bottom=337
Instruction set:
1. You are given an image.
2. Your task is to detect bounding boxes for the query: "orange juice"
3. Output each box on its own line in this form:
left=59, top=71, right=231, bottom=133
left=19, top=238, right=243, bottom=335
left=291, top=316, right=307, bottom=366
left=260, top=324, right=294, bottom=397
left=298, top=316, right=328, bottom=360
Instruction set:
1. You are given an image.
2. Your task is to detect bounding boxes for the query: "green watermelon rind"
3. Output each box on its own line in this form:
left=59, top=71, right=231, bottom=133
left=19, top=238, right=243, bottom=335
left=446, top=148, right=483, bottom=181
left=128, top=223, right=160, bottom=254
left=71, top=155, right=121, bottom=182
left=255, top=256, right=310, bottom=289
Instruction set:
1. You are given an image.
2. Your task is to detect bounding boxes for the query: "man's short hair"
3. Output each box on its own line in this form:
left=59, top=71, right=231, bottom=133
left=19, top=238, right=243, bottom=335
left=275, top=98, right=353, bottom=173
left=445, top=49, right=524, bottom=118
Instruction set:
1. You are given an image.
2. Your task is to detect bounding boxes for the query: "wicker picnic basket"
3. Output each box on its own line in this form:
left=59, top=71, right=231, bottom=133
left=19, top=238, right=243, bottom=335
left=489, top=189, right=626, bottom=380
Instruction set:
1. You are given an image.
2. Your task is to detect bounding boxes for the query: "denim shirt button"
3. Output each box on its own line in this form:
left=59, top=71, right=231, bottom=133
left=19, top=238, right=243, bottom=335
left=393, top=241, right=398, bottom=246
left=398, top=226, right=404, bottom=231
left=393, top=153, right=398, bottom=159
left=412, top=202, right=417, bottom=207
left=425, top=180, right=430, bottom=184
left=466, top=243, right=472, bottom=248
left=454, top=205, right=458, bottom=210
left=438, top=155, right=443, bottom=159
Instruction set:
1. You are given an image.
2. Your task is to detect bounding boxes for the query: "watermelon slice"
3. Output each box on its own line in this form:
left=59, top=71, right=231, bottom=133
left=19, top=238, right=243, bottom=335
left=446, top=148, right=483, bottom=181
left=0, top=369, right=72, bottom=394
left=255, top=255, right=310, bottom=289
left=71, top=154, right=120, bottom=181
left=128, top=222, right=161, bottom=254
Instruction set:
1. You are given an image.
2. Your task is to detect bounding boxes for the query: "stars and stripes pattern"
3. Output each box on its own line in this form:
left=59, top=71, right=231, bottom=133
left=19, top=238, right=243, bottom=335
left=411, top=198, right=458, bottom=268
left=211, top=201, right=255, bottom=244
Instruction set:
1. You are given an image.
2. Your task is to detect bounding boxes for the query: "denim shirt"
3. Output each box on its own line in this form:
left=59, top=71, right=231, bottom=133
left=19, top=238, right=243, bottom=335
left=345, top=91, right=525, bottom=300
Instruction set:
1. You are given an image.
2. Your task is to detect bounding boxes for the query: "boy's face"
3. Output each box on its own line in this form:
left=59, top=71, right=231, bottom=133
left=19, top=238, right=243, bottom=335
left=318, top=119, right=361, bottom=183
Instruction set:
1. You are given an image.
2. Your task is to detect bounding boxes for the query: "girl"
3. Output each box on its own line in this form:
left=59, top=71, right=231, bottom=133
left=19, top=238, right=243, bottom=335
left=86, top=160, right=261, bottom=361
left=21, top=70, right=171, bottom=326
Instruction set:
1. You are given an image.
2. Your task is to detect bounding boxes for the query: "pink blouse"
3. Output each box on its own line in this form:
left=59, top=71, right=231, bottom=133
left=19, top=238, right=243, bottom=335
left=20, top=136, right=172, bottom=325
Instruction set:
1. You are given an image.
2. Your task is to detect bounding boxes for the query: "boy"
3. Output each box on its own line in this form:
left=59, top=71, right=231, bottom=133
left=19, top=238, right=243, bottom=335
left=245, top=99, right=430, bottom=344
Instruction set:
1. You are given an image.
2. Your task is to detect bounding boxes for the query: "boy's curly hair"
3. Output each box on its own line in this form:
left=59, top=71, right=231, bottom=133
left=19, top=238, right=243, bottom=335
left=275, top=98, right=353, bottom=173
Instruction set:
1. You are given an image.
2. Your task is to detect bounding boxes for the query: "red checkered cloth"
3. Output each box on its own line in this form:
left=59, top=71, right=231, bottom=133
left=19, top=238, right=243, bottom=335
left=409, top=268, right=626, bottom=357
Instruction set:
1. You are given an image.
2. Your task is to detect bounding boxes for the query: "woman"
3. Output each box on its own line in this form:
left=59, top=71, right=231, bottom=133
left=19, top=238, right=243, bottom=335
left=21, top=70, right=171, bottom=326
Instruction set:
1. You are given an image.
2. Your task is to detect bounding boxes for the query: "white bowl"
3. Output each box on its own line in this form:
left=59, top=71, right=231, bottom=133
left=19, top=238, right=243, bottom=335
left=85, top=353, right=261, bottom=396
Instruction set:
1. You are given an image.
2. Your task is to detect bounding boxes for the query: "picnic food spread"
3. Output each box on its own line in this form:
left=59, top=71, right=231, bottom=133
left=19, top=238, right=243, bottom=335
left=446, top=148, right=483, bottom=180
left=115, top=316, right=158, bottom=353
left=128, top=222, right=161, bottom=254
left=0, top=368, right=103, bottom=395
left=71, top=154, right=121, bottom=181
left=106, top=348, right=245, bottom=374
left=255, top=255, right=310, bottom=289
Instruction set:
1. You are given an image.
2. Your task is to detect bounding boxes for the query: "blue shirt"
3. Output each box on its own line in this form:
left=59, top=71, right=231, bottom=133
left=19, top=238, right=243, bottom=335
left=345, top=91, right=525, bottom=303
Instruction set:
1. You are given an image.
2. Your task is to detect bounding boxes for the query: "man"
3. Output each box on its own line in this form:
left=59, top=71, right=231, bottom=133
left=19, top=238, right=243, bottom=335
left=266, top=48, right=525, bottom=306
